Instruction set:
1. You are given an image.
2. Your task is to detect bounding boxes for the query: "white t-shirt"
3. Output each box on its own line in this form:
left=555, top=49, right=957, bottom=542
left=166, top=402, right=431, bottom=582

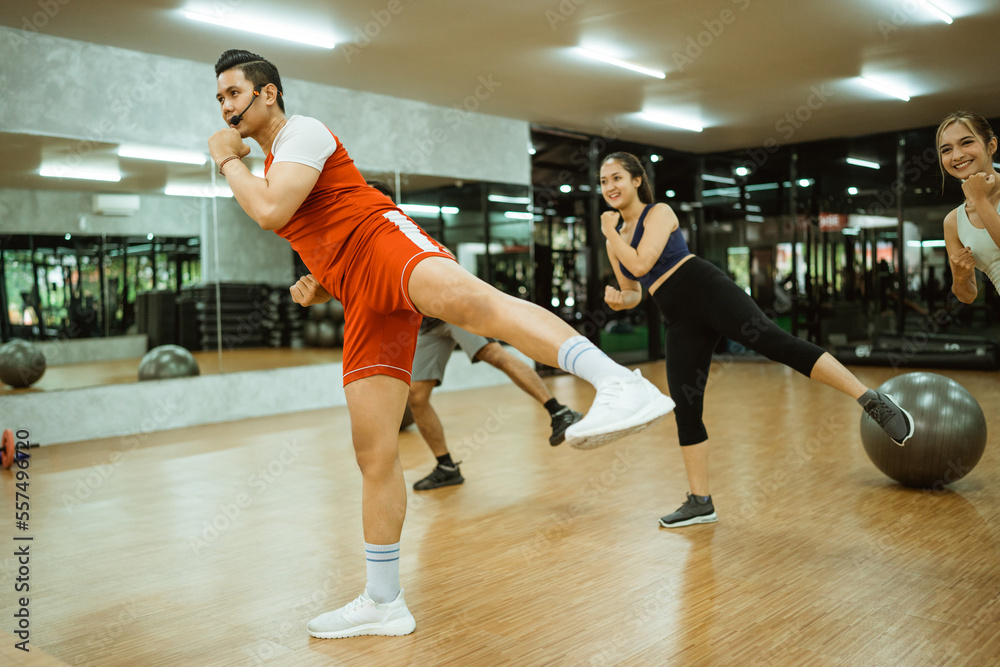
left=269, top=115, right=339, bottom=171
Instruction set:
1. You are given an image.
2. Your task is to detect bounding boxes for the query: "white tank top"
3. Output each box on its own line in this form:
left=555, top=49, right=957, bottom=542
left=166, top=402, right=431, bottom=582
left=956, top=200, right=1000, bottom=289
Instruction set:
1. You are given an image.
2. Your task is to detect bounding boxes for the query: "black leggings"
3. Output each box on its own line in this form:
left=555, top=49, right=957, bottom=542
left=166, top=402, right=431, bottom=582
left=652, top=257, right=825, bottom=446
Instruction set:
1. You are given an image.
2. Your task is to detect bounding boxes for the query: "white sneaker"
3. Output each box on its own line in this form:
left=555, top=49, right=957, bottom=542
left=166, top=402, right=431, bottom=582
left=307, top=588, right=415, bottom=639
left=565, top=369, right=675, bottom=450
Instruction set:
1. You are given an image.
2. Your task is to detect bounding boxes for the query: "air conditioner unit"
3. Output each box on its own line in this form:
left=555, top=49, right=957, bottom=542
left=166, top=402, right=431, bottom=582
left=92, top=194, right=141, bottom=216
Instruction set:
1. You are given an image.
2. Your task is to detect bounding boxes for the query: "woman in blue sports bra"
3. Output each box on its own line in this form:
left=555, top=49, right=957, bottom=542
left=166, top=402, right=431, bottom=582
left=936, top=111, right=1000, bottom=302
left=598, top=152, right=916, bottom=528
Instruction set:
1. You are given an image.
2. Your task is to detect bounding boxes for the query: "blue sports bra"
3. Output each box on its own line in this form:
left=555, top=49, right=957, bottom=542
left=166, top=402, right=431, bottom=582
left=617, top=204, right=691, bottom=290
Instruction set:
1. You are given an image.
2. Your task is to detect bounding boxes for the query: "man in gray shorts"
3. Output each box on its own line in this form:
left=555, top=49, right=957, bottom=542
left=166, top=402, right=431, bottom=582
left=408, top=315, right=583, bottom=490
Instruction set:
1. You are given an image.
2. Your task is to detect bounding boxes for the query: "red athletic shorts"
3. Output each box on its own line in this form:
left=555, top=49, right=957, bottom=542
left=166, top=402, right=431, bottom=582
left=340, top=210, right=453, bottom=386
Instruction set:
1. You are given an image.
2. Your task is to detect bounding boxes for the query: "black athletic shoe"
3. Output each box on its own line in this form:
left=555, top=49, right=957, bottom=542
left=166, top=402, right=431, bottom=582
left=860, top=391, right=914, bottom=446
left=413, top=464, right=464, bottom=491
left=659, top=493, right=718, bottom=528
left=549, top=407, right=584, bottom=446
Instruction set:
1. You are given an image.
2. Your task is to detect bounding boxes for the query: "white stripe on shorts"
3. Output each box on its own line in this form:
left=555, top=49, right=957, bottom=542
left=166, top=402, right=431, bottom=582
left=383, top=210, right=438, bottom=253
left=383, top=209, right=445, bottom=312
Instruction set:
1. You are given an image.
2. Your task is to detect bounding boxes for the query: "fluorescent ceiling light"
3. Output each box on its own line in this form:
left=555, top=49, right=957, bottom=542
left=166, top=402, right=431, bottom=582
left=848, top=186, right=859, bottom=195
left=745, top=183, right=779, bottom=192
left=665, top=190, right=676, bottom=198
left=184, top=11, right=336, bottom=49
left=797, top=178, right=813, bottom=187
left=641, top=112, right=703, bottom=132
left=702, top=187, right=740, bottom=198
left=40, top=165, right=121, bottom=182
left=399, top=204, right=458, bottom=216
left=703, top=174, right=736, bottom=185
left=907, top=239, right=947, bottom=248
left=488, top=195, right=531, bottom=205
left=504, top=211, right=535, bottom=220
left=859, top=77, right=911, bottom=101
left=746, top=215, right=765, bottom=223
left=165, top=184, right=233, bottom=198
left=118, top=145, right=207, bottom=165
left=578, top=49, right=665, bottom=79
left=922, top=1, right=953, bottom=24
left=847, top=157, right=881, bottom=170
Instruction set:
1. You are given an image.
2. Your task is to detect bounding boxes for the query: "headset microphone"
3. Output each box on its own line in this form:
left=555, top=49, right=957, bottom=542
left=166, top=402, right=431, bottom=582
left=229, top=87, right=261, bottom=127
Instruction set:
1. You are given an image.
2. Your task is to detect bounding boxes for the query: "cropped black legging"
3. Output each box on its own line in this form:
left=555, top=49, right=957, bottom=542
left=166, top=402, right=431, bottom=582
left=651, top=257, right=825, bottom=446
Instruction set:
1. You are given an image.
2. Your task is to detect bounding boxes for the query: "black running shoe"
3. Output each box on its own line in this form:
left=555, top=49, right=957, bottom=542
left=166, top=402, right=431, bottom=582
left=659, top=493, right=717, bottom=528
left=860, top=391, right=914, bottom=446
left=413, top=464, right=464, bottom=491
left=549, top=407, right=584, bottom=446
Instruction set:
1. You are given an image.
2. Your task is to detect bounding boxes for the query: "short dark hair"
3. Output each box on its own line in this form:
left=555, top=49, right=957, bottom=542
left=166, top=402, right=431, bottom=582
left=367, top=179, right=395, bottom=200
left=602, top=151, right=654, bottom=204
left=214, top=49, right=285, bottom=112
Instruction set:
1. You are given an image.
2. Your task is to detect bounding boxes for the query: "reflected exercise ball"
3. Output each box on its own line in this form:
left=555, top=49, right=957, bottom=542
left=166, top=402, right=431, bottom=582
left=138, top=345, right=201, bottom=381
left=0, top=340, right=47, bottom=388
left=860, top=372, right=987, bottom=488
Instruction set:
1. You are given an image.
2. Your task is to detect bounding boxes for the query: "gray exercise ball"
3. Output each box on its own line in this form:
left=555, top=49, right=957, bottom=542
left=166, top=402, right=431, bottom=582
left=0, top=340, right=47, bottom=388
left=860, top=372, right=987, bottom=488
left=138, top=345, right=201, bottom=381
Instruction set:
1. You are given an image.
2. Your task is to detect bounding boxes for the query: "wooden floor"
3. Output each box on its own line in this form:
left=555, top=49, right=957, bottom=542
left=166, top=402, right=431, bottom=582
left=0, top=347, right=344, bottom=395
left=1, top=361, right=998, bottom=666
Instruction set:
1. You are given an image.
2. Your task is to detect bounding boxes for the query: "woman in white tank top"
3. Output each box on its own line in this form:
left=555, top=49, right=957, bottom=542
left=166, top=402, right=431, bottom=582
left=936, top=111, right=1000, bottom=302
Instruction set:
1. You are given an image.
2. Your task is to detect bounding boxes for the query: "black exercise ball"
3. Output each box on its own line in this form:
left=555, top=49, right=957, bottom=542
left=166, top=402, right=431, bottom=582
left=0, top=340, right=47, bottom=388
left=860, top=372, right=987, bottom=488
left=138, top=345, right=201, bottom=381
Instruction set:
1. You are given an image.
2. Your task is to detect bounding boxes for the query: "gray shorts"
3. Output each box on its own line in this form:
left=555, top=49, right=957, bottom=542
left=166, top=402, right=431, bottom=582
left=411, top=321, right=493, bottom=385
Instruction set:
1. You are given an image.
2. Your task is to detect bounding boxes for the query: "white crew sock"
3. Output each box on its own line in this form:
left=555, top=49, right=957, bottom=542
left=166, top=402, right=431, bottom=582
left=365, top=541, right=400, bottom=603
left=557, top=335, right=632, bottom=387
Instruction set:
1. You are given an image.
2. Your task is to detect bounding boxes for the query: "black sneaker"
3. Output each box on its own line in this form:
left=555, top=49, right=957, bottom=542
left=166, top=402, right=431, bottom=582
left=860, top=391, right=914, bottom=446
left=413, top=464, right=464, bottom=491
left=549, top=407, right=584, bottom=446
left=659, top=493, right=717, bottom=528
